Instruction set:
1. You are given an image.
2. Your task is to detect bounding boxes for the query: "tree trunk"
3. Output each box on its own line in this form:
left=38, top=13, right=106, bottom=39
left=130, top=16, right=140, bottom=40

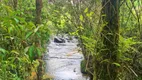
left=37, top=59, right=43, bottom=80
left=97, top=0, right=120, bottom=80
left=35, top=0, right=42, bottom=25
left=35, top=0, right=43, bottom=80
left=13, top=0, right=17, bottom=10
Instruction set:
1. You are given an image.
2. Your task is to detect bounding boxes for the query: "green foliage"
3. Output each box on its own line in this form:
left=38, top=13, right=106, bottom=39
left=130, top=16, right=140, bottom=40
left=0, top=0, right=142, bottom=80
left=45, top=0, right=142, bottom=80
left=0, top=1, right=50, bottom=79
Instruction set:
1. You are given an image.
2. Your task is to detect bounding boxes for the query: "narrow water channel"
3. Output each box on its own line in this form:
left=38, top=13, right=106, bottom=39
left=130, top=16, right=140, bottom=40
left=44, top=35, right=89, bottom=80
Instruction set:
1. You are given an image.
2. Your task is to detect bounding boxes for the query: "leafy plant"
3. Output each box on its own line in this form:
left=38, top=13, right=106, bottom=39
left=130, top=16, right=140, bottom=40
left=0, top=1, right=50, bottom=79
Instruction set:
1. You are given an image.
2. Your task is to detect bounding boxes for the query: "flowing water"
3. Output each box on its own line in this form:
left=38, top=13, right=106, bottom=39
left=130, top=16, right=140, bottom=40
left=43, top=35, right=89, bottom=80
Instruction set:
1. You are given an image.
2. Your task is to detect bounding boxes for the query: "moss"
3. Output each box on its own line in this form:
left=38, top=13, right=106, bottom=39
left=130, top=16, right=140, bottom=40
left=81, top=60, right=88, bottom=74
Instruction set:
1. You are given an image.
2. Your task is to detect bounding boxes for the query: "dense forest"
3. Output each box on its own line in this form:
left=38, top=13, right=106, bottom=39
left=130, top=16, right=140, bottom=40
left=0, top=0, right=142, bottom=80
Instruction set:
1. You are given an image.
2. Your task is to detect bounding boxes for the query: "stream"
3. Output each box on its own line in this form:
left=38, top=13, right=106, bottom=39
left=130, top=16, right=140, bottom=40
left=43, top=35, right=89, bottom=80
